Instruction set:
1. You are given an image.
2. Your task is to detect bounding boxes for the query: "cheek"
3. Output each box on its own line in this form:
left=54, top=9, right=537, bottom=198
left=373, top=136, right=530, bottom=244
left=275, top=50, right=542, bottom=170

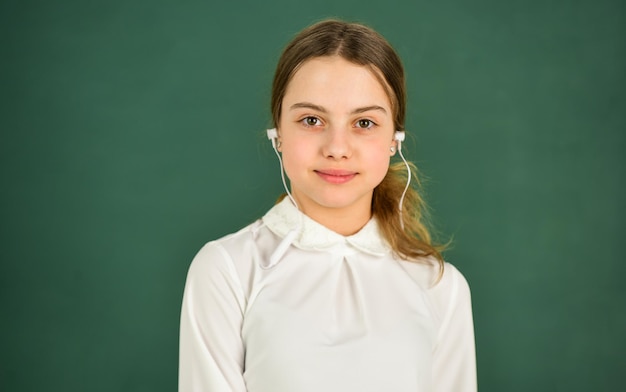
left=369, top=144, right=394, bottom=176
left=371, top=153, right=392, bottom=179
left=280, top=138, right=312, bottom=175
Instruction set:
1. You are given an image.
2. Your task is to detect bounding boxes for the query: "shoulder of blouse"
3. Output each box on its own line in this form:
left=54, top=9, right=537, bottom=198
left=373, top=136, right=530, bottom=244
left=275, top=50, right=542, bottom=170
left=396, top=257, right=472, bottom=333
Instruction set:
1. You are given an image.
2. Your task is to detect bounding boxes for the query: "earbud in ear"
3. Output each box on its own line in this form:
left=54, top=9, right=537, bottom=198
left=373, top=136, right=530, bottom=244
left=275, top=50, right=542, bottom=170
left=267, top=128, right=278, bottom=149
left=392, top=131, right=405, bottom=155
left=392, top=130, right=411, bottom=229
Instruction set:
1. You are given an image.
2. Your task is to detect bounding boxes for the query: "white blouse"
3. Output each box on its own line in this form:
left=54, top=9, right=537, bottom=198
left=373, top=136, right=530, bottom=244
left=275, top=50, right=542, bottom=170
left=179, top=198, right=476, bottom=392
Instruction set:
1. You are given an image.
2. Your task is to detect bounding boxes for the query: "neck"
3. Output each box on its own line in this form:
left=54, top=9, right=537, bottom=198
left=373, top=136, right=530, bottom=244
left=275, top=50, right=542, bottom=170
left=293, top=197, right=372, bottom=236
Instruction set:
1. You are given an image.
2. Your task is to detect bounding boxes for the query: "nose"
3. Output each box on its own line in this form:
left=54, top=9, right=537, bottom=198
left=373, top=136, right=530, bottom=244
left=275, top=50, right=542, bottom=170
left=322, top=126, right=352, bottom=160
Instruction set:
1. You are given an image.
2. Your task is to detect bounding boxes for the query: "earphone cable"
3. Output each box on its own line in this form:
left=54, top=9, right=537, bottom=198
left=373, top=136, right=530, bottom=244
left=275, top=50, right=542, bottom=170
left=397, top=141, right=411, bottom=230
left=271, top=140, right=299, bottom=210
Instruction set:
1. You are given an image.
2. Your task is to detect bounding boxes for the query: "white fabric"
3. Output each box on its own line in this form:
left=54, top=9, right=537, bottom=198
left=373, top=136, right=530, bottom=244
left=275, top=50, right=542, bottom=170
left=179, top=198, right=477, bottom=392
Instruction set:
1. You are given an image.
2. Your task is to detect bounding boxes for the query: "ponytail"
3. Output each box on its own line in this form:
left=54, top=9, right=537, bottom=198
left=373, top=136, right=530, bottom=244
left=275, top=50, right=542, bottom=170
left=373, top=162, right=446, bottom=280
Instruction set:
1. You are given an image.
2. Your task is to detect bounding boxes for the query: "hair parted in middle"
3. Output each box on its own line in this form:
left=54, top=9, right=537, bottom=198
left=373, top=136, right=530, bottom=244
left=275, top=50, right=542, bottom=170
left=271, top=19, right=445, bottom=275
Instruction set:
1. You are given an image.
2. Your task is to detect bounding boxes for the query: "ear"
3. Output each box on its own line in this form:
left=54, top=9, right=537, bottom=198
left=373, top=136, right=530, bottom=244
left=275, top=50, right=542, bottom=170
left=391, top=130, right=405, bottom=156
left=276, top=130, right=283, bottom=152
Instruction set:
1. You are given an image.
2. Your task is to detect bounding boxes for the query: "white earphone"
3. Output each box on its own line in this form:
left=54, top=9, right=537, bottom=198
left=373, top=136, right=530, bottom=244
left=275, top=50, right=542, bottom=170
left=265, top=128, right=300, bottom=269
left=393, top=131, right=411, bottom=229
left=267, top=128, right=411, bottom=229
left=269, top=129, right=405, bottom=148
left=267, top=128, right=279, bottom=148
left=267, top=128, right=298, bottom=209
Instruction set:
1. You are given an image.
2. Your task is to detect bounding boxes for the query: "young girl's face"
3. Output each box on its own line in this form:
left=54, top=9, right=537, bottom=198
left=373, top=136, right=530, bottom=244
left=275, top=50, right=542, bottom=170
left=278, top=55, right=396, bottom=226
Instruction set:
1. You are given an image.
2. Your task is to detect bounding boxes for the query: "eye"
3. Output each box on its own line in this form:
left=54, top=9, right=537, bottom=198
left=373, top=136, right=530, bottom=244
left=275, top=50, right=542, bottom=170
left=301, top=116, right=322, bottom=127
left=356, top=119, right=375, bottom=129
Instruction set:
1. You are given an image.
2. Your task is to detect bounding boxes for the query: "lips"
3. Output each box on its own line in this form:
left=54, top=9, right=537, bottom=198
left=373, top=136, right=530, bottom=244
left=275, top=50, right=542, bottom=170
left=314, top=169, right=357, bottom=184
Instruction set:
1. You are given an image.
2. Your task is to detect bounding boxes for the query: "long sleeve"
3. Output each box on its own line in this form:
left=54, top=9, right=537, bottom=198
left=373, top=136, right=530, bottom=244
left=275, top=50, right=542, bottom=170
left=179, top=202, right=478, bottom=392
left=179, top=242, right=248, bottom=392
left=430, top=265, right=477, bottom=392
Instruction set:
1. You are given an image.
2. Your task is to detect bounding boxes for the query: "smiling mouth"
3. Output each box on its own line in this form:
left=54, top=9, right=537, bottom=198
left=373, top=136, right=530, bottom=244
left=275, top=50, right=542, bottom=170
left=314, top=170, right=357, bottom=184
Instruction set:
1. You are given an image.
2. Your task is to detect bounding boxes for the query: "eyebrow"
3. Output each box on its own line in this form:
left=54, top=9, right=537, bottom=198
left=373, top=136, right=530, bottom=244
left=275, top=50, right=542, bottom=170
left=289, top=102, right=388, bottom=115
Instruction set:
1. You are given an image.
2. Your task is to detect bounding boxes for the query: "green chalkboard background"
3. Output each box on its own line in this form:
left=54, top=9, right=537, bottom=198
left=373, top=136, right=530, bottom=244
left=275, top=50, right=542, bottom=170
left=1, top=0, right=624, bottom=390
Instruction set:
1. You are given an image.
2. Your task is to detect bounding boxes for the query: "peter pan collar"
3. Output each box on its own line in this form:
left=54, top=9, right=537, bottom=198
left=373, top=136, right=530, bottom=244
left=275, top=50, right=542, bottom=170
left=262, top=197, right=391, bottom=257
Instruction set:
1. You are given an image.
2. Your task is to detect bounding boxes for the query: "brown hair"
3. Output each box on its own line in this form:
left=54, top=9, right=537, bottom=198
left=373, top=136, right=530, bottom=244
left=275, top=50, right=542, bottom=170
left=271, top=19, right=445, bottom=276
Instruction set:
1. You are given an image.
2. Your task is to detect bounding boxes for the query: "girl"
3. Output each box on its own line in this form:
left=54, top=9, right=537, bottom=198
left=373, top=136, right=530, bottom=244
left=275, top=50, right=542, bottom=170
left=179, top=19, right=476, bottom=392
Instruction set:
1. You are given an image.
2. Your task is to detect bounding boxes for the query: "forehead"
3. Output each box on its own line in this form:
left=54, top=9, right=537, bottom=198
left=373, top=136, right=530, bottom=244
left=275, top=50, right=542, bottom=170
left=282, top=56, right=393, bottom=110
